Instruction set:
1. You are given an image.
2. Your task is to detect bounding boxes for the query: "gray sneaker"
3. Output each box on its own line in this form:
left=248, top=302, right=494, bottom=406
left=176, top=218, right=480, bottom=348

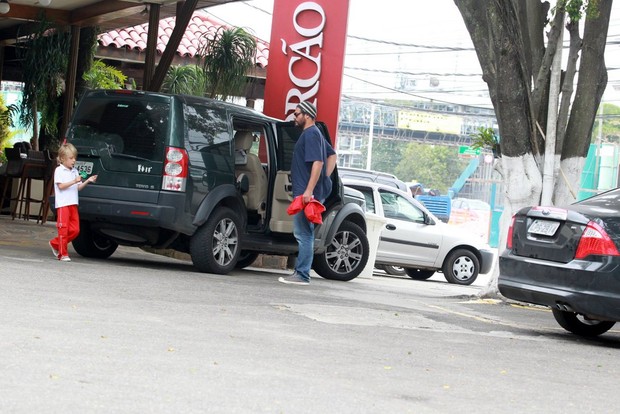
left=278, top=274, right=310, bottom=285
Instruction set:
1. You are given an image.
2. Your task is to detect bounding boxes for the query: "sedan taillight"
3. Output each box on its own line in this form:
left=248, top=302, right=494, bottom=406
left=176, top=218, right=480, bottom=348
left=575, top=221, right=620, bottom=259
left=506, top=215, right=516, bottom=249
left=162, top=147, right=188, bottom=192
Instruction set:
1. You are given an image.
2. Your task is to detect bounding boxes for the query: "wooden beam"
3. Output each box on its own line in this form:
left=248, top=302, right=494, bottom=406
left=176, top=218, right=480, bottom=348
left=0, top=4, right=70, bottom=25
left=147, top=0, right=200, bottom=92
left=70, top=1, right=145, bottom=27
left=143, top=4, right=161, bottom=91
left=61, top=25, right=80, bottom=138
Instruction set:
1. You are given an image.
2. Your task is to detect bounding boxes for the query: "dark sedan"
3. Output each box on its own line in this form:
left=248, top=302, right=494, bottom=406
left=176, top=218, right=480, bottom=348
left=498, top=188, right=620, bottom=337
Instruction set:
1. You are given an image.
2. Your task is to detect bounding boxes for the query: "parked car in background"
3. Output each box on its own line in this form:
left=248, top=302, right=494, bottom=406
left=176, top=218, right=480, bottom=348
left=338, top=167, right=409, bottom=192
left=343, top=179, right=494, bottom=285
left=57, top=90, right=370, bottom=281
left=499, top=188, right=620, bottom=337
left=338, top=167, right=452, bottom=222
left=449, top=197, right=491, bottom=242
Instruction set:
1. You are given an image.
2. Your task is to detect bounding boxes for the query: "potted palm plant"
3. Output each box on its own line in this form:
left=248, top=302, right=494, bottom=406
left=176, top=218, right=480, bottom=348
left=198, top=27, right=257, bottom=101
left=162, top=65, right=207, bottom=96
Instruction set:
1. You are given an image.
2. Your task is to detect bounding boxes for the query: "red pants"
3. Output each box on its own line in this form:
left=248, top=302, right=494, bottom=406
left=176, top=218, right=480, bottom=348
left=50, top=205, right=80, bottom=258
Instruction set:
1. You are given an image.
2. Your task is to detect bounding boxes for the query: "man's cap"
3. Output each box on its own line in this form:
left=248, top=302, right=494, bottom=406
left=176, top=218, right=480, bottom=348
left=298, top=101, right=317, bottom=119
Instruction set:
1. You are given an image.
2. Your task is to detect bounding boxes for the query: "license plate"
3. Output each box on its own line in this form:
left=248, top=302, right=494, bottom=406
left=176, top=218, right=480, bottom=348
left=75, top=161, right=94, bottom=175
left=528, top=219, right=560, bottom=236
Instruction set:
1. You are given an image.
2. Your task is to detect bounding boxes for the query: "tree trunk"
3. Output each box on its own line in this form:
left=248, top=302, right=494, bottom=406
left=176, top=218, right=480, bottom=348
left=455, top=0, right=614, bottom=296
left=555, top=0, right=612, bottom=206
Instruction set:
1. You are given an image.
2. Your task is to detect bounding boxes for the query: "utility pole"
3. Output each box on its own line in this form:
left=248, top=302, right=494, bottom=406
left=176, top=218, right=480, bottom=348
left=366, top=103, right=374, bottom=170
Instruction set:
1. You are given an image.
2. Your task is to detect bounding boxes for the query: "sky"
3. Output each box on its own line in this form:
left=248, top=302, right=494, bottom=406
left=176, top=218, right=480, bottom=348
left=206, top=0, right=620, bottom=108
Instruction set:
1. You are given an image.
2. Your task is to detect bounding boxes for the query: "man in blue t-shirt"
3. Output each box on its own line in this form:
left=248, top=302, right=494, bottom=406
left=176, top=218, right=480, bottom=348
left=279, top=101, right=336, bottom=286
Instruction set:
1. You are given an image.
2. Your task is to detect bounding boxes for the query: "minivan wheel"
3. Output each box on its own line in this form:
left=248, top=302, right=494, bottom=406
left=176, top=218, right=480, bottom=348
left=381, top=265, right=406, bottom=276
left=313, top=221, right=369, bottom=282
left=442, top=248, right=479, bottom=285
left=72, top=222, right=118, bottom=259
left=404, top=268, right=435, bottom=280
left=190, top=207, right=241, bottom=274
left=551, top=309, right=616, bottom=337
left=235, top=251, right=259, bottom=269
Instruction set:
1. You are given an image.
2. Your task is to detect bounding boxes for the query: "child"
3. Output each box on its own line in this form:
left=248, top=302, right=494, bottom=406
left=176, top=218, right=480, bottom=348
left=49, top=143, right=97, bottom=262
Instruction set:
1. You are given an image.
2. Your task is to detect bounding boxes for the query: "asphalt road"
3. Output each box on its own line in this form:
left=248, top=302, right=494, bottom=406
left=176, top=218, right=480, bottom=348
left=1, top=216, right=619, bottom=414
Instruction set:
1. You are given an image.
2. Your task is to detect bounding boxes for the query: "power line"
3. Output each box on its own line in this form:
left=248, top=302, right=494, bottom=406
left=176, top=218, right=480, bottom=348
left=343, top=74, right=493, bottom=110
left=347, top=34, right=474, bottom=51
left=345, top=66, right=482, bottom=77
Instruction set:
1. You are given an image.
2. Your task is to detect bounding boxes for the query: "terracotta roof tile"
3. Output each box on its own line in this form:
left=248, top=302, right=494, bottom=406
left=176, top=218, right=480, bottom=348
left=98, top=10, right=269, bottom=68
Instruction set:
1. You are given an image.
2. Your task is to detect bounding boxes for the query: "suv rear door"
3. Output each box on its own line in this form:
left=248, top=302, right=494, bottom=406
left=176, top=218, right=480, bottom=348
left=270, top=121, right=340, bottom=233
left=68, top=91, right=172, bottom=198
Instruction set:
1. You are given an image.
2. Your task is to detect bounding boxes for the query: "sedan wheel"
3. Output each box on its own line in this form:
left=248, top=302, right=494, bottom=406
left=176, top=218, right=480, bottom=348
left=551, top=309, right=616, bottom=337
left=442, top=248, right=479, bottom=285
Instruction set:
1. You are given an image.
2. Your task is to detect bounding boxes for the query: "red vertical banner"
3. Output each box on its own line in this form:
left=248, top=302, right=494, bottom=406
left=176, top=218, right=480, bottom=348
left=263, top=0, right=350, bottom=146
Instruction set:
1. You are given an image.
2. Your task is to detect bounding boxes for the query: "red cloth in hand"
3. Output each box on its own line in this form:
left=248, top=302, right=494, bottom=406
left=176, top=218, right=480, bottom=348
left=304, top=198, right=326, bottom=224
left=287, top=195, right=305, bottom=215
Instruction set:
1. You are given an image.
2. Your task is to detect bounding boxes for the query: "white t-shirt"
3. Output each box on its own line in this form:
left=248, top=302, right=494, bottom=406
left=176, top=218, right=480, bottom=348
left=54, top=164, right=79, bottom=208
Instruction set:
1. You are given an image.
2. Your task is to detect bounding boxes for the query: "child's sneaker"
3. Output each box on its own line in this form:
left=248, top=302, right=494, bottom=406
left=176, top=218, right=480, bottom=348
left=49, top=242, right=59, bottom=258
left=59, top=256, right=71, bottom=262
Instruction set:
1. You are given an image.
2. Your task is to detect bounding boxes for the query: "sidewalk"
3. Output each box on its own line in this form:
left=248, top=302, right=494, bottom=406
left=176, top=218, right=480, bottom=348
left=0, top=213, right=57, bottom=248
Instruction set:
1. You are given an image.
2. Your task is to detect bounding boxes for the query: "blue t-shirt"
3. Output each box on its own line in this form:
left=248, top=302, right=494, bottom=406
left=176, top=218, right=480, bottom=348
left=291, top=125, right=335, bottom=201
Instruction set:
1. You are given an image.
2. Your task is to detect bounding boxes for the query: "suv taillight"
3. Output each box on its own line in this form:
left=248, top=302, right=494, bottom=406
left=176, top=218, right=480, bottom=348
left=162, top=147, right=188, bottom=192
left=575, top=221, right=620, bottom=259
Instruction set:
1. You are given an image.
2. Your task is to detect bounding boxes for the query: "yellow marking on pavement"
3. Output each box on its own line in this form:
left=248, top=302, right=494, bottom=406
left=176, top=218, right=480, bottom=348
left=509, top=303, right=550, bottom=312
left=459, top=298, right=502, bottom=305
left=427, top=303, right=549, bottom=330
left=0, top=240, right=39, bottom=247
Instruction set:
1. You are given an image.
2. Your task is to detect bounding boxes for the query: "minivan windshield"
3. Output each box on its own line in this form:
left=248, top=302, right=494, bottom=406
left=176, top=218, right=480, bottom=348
left=69, top=96, right=170, bottom=163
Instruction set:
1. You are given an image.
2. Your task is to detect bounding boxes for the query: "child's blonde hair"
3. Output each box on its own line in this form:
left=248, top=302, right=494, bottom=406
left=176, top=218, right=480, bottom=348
left=57, top=143, right=77, bottom=163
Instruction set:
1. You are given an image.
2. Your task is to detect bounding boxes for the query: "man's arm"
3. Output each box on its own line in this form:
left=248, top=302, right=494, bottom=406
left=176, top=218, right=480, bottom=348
left=303, top=160, right=324, bottom=203
left=325, top=153, right=337, bottom=176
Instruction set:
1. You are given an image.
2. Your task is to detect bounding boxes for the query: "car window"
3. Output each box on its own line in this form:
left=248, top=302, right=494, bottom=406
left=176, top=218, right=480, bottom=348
left=380, top=189, right=425, bottom=222
left=70, top=97, right=170, bottom=162
left=358, top=188, right=375, bottom=213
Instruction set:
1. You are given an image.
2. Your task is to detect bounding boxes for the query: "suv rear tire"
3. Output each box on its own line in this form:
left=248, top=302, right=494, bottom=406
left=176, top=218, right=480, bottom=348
left=72, top=223, right=118, bottom=259
left=235, top=251, right=259, bottom=269
left=313, top=221, right=369, bottom=281
left=190, top=207, right=241, bottom=274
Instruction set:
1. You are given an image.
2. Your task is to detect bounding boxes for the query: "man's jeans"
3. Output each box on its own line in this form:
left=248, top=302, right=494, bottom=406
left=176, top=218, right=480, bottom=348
left=293, top=211, right=315, bottom=282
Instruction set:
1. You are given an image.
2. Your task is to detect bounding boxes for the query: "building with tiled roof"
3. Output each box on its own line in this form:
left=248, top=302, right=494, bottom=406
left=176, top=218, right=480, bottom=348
left=96, top=10, right=269, bottom=96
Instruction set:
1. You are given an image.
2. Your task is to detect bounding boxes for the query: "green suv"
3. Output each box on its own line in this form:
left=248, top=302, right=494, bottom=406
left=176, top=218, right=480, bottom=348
left=62, top=90, right=369, bottom=281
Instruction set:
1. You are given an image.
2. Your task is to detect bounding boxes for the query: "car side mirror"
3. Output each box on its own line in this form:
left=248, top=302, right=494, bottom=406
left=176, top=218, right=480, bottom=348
left=424, top=214, right=435, bottom=225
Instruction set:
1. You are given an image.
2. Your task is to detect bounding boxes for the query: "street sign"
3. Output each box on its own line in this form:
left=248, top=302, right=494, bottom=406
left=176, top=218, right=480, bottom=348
left=458, top=146, right=481, bottom=157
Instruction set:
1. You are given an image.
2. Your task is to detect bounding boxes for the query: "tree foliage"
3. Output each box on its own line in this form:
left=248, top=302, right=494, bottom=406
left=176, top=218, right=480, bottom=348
left=364, top=139, right=405, bottom=174
left=82, top=60, right=127, bottom=90
left=16, top=16, right=71, bottom=148
left=162, top=65, right=207, bottom=96
left=593, top=103, right=620, bottom=144
left=395, top=143, right=468, bottom=193
left=198, top=27, right=257, bottom=101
